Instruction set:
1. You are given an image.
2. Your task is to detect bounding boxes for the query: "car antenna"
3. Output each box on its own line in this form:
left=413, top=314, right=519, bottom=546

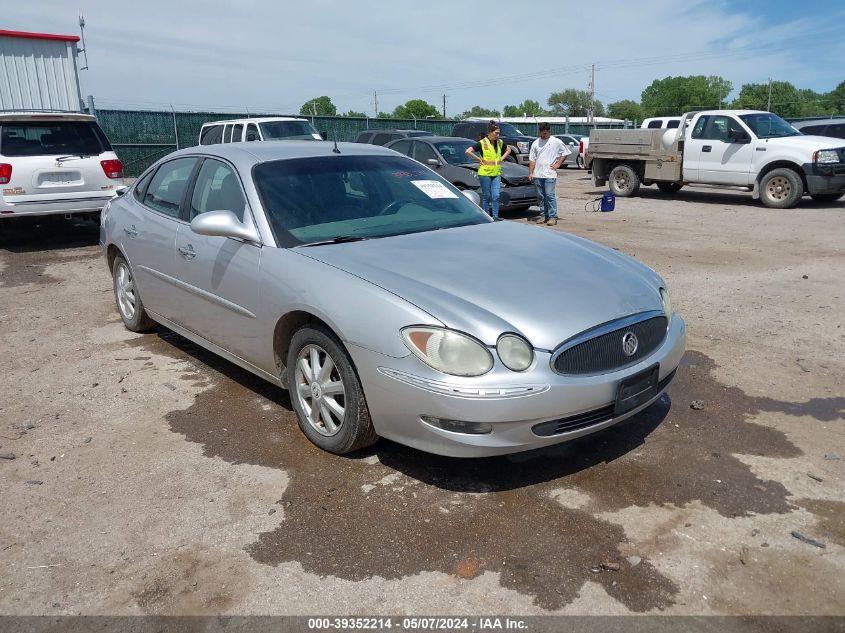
left=332, top=139, right=341, bottom=154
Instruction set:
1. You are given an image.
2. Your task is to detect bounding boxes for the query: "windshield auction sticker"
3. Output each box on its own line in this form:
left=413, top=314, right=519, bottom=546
left=410, top=180, right=459, bottom=199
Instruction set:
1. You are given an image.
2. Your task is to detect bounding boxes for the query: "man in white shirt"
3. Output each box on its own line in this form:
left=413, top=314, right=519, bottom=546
left=528, top=123, right=570, bottom=226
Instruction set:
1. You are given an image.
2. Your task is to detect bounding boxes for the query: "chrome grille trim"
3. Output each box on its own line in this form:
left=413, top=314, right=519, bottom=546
left=550, top=310, right=668, bottom=375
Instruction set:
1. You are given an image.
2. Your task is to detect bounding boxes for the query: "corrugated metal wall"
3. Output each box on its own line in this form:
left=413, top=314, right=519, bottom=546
left=0, top=35, right=83, bottom=111
left=97, top=109, right=626, bottom=177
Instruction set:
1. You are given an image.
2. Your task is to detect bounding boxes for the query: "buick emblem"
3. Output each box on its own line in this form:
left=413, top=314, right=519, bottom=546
left=622, top=332, right=638, bottom=357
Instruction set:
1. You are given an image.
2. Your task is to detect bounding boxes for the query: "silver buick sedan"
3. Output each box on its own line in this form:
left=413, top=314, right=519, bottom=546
left=100, top=141, right=685, bottom=457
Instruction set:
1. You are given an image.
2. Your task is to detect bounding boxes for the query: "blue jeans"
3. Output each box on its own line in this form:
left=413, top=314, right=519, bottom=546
left=535, top=178, right=557, bottom=220
left=478, top=175, right=501, bottom=218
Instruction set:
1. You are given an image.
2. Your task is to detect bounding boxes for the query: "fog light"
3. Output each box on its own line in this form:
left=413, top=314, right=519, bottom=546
left=421, top=416, right=493, bottom=435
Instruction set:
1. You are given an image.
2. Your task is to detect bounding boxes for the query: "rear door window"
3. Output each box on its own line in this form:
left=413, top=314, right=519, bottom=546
left=0, top=120, right=109, bottom=157
left=371, top=133, right=392, bottom=145
left=142, top=157, right=198, bottom=218
left=389, top=140, right=412, bottom=156
left=647, top=120, right=663, bottom=129
left=231, top=124, right=244, bottom=142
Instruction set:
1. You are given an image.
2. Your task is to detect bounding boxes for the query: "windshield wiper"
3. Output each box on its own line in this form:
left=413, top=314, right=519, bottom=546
left=55, top=154, right=85, bottom=163
left=301, top=235, right=369, bottom=247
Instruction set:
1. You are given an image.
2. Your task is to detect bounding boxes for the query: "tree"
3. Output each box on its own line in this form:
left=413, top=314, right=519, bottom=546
left=826, top=80, right=845, bottom=115
left=343, top=110, right=367, bottom=118
left=730, top=81, right=829, bottom=118
left=502, top=100, right=545, bottom=117
left=640, top=75, right=732, bottom=117
left=547, top=89, right=604, bottom=117
left=392, top=99, right=440, bottom=119
left=460, top=105, right=500, bottom=119
left=608, top=99, right=644, bottom=124
left=300, top=96, right=337, bottom=117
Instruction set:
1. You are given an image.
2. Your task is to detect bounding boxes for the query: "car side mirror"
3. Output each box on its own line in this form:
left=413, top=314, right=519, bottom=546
left=190, top=210, right=260, bottom=243
left=426, top=158, right=442, bottom=167
left=728, top=129, right=750, bottom=143
left=462, top=189, right=481, bottom=206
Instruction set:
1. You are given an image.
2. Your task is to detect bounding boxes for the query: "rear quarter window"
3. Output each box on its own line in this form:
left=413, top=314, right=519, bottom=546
left=200, top=125, right=224, bottom=145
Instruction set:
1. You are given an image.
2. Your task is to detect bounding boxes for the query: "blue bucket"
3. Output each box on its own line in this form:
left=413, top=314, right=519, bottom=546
left=601, top=191, right=616, bottom=212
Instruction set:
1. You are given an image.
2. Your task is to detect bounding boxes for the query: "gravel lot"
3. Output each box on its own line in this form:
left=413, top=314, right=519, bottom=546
left=0, top=170, right=843, bottom=616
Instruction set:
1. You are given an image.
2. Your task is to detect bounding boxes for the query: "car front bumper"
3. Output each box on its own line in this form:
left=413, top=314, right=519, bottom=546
left=803, top=162, right=845, bottom=195
left=350, top=314, right=686, bottom=457
left=500, top=184, right=538, bottom=209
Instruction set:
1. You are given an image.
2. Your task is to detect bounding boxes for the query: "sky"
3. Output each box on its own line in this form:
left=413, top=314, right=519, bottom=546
left=7, top=0, right=845, bottom=116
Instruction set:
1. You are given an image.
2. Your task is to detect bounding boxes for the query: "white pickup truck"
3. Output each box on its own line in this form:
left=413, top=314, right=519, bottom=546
left=587, top=110, right=845, bottom=208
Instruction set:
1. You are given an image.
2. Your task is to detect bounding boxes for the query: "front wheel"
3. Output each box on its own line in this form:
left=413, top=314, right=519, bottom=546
left=608, top=164, right=641, bottom=197
left=810, top=193, right=844, bottom=203
left=112, top=255, right=155, bottom=332
left=287, top=325, right=378, bottom=454
left=759, top=168, right=803, bottom=209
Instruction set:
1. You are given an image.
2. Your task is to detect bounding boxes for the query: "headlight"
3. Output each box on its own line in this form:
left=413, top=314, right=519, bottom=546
left=497, top=334, right=534, bottom=372
left=517, top=141, right=530, bottom=153
left=660, top=287, right=673, bottom=317
left=401, top=327, right=493, bottom=377
left=814, top=149, right=840, bottom=164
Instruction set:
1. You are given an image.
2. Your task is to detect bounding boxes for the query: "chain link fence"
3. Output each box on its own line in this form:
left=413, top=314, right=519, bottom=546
left=96, top=108, right=626, bottom=177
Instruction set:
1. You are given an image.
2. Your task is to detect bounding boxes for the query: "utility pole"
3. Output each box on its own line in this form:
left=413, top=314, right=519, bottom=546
left=588, top=64, right=596, bottom=125
left=442, top=94, right=446, bottom=118
left=374, top=91, right=379, bottom=118
left=767, top=77, right=773, bottom=111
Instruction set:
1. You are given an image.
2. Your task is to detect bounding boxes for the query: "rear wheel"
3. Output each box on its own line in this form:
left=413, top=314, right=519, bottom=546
left=112, top=255, right=155, bottom=332
left=287, top=325, right=378, bottom=454
left=759, top=168, right=803, bottom=209
left=657, top=182, right=683, bottom=194
left=608, top=164, right=641, bottom=197
left=810, top=192, right=844, bottom=203
left=576, top=155, right=585, bottom=169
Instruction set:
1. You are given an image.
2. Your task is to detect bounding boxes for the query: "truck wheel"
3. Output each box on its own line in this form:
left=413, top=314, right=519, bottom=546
left=657, top=182, right=683, bottom=194
left=608, top=165, right=640, bottom=197
left=760, top=169, right=803, bottom=209
left=810, top=193, right=844, bottom=203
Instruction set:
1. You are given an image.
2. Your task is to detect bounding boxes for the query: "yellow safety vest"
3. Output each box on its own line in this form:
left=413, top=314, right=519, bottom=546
left=478, top=137, right=503, bottom=177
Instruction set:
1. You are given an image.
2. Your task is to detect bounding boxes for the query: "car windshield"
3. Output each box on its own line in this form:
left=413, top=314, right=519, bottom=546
left=434, top=140, right=476, bottom=165
left=253, top=155, right=490, bottom=246
left=259, top=121, right=319, bottom=140
left=0, top=121, right=110, bottom=157
left=498, top=123, right=525, bottom=136
left=739, top=113, right=801, bottom=139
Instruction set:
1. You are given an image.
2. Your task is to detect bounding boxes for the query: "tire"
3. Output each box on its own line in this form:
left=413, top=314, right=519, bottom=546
left=810, top=193, right=844, bottom=203
left=112, top=255, right=155, bottom=332
left=576, top=155, right=585, bottom=169
left=759, top=168, right=803, bottom=209
left=657, top=182, right=683, bottom=194
left=287, top=325, right=378, bottom=454
left=608, top=164, right=641, bottom=197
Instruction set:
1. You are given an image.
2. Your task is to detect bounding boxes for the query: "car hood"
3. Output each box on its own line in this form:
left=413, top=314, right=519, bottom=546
left=297, top=222, right=665, bottom=351
left=781, top=135, right=845, bottom=151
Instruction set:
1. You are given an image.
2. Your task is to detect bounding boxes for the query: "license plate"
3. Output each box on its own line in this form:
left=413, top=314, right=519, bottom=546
left=39, top=172, right=77, bottom=186
left=614, top=364, right=659, bottom=416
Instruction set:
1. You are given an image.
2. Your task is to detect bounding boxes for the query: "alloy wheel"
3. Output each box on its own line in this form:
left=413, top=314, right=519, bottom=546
left=293, top=344, right=347, bottom=436
left=115, top=261, right=136, bottom=321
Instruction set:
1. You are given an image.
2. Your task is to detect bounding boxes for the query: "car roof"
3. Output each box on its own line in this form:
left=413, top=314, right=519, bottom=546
left=792, top=118, right=845, bottom=128
left=201, top=117, right=308, bottom=126
left=0, top=111, right=96, bottom=122
left=358, top=129, right=433, bottom=134
left=388, top=135, right=472, bottom=144
left=169, top=141, right=400, bottom=169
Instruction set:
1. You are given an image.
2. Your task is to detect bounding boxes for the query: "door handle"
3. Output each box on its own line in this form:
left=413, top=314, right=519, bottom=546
left=123, top=225, right=138, bottom=237
left=702, top=145, right=712, bottom=152
left=178, top=245, right=197, bottom=260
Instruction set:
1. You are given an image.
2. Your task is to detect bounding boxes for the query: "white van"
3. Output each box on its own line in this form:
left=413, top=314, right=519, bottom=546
left=641, top=116, right=683, bottom=129
left=198, top=117, right=323, bottom=145
left=0, top=112, right=125, bottom=220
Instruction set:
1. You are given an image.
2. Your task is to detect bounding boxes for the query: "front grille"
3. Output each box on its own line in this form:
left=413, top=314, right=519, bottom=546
left=505, top=177, right=531, bottom=186
left=532, top=369, right=676, bottom=437
left=552, top=314, right=668, bottom=375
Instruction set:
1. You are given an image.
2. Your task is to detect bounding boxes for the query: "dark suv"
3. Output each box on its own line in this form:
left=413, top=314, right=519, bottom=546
left=355, top=129, right=434, bottom=145
left=451, top=121, right=535, bottom=165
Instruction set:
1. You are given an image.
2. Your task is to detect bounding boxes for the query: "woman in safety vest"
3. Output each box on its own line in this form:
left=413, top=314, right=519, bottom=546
left=465, top=121, right=512, bottom=218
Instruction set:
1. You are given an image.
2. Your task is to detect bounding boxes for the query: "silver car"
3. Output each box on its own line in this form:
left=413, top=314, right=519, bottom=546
left=100, top=141, right=685, bottom=457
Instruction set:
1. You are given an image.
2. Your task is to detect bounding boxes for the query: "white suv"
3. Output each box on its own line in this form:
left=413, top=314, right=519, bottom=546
left=198, top=117, right=323, bottom=145
left=0, top=112, right=125, bottom=221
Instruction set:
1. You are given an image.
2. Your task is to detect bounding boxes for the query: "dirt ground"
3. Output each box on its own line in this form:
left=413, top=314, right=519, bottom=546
left=0, top=171, right=843, bottom=617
